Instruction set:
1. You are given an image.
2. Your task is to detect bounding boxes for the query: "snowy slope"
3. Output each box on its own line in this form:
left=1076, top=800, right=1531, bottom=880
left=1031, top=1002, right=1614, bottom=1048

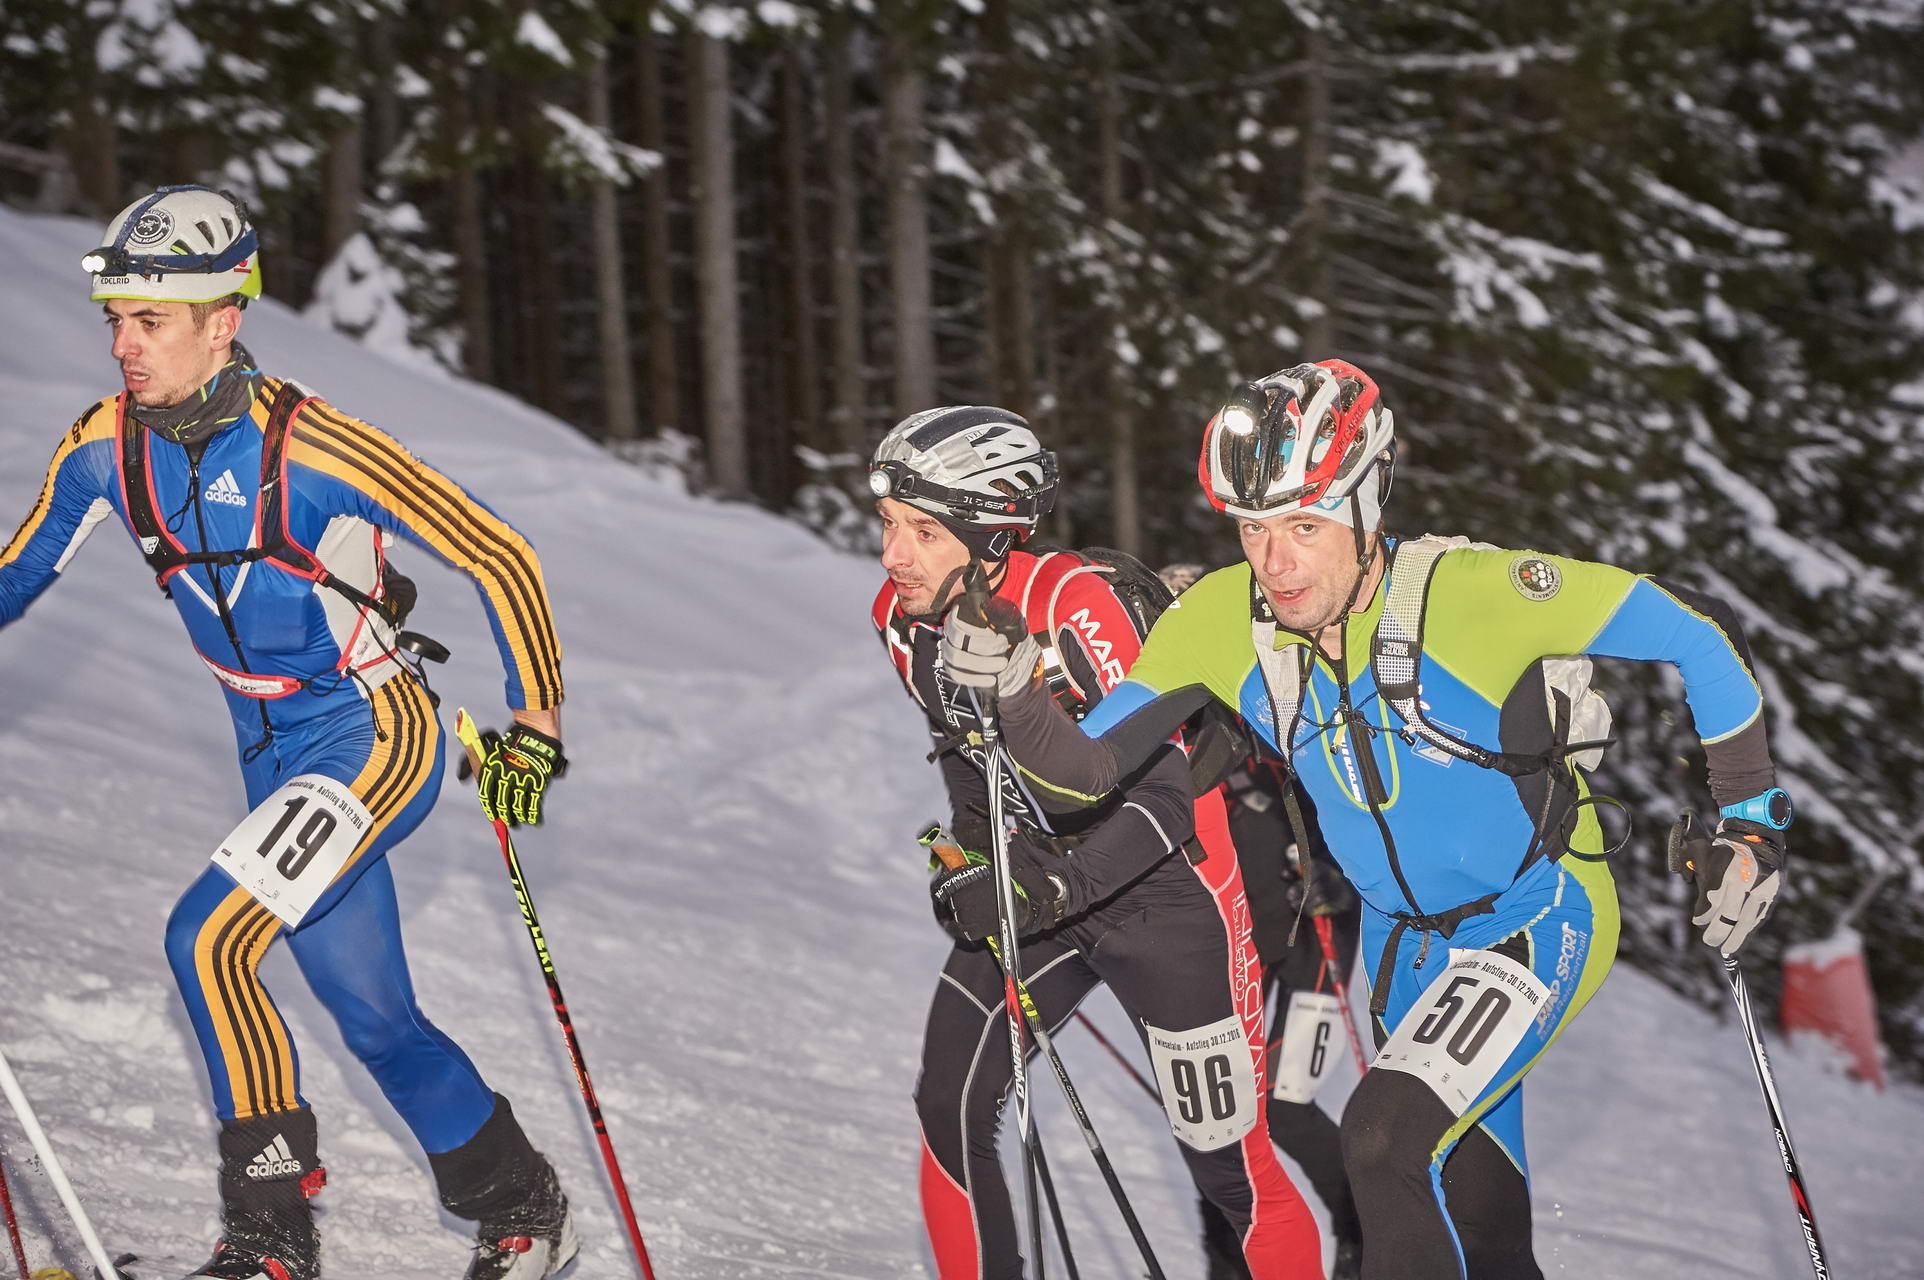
left=0, top=202, right=1919, bottom=1279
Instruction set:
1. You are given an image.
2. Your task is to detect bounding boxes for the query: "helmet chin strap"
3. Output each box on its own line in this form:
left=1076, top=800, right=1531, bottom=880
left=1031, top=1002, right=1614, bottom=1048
left=1304, top=493, right=1384, bottom=656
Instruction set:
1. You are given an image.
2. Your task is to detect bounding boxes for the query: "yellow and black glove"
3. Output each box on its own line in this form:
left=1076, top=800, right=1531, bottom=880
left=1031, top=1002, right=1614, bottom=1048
left=475, top=724, right=567, bottom=827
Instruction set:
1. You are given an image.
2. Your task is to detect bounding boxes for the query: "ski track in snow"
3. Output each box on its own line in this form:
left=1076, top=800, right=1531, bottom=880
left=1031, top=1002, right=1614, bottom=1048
left=0, top=204, right=1920, bottom=1277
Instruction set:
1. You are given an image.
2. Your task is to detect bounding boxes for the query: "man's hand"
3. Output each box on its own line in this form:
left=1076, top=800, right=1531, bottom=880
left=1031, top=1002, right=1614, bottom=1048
left=1668, top=811, right=1785, bottom=954
left=477, top=723, right=567, bottom=827
left=930, top=849, right=1065, bottom=942
left=941, top=585, right=1039, bottom=699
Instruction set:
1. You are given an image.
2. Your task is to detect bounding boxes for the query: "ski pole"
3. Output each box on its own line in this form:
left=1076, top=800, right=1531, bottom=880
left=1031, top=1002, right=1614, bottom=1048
left=973, top=688, right=1048, bottom=1278
left=0, top=1047, right=117, bottom=1280
left=453, top=711, right=659, bottom=1280
left=1667, top=811, right=1831, bottom=1279
left=1027, top=1132, right=1083, bottom=1280
left=924, top=829, right=1165, bottom=1279
left=0, top=1153, right=28, bottom=1279
left=1070, top=1013, right=1159, bottom=1105
left=1720, top=953, right=1833, bottom=1279
left=1311, top=916, right=1370, bottom=1076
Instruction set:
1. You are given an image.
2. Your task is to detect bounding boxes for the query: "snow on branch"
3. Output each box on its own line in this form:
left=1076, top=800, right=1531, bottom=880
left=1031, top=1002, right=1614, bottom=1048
left=538, top=103, right=662, bottom=185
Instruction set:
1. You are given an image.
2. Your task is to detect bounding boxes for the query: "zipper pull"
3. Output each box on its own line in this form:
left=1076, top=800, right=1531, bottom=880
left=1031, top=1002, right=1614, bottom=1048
left=1414, top=931, right=1433, bottom=969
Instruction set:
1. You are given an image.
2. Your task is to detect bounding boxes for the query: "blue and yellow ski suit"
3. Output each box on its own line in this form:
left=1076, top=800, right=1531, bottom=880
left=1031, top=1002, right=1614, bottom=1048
left=987, top=540, right=1777, bottom=1280
left=0, top=379, right=562, bottom=1155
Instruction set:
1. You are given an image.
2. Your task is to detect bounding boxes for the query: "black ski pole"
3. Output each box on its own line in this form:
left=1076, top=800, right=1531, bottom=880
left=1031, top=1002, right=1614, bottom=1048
left=1721, top=953, right=1834, bottom=1279
left=1669, top=811, right=1832, bottom=1279
left=1028, top=1133, right=1083, bottom=1280
left=973, top=698, right=1048, bottom=1276
left=923, top=824, right=1166, bottom=1280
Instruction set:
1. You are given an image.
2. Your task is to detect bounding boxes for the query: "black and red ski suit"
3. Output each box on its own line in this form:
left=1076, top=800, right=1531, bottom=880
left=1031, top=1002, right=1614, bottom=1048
left=873, top=549, right=1320, bottom=1279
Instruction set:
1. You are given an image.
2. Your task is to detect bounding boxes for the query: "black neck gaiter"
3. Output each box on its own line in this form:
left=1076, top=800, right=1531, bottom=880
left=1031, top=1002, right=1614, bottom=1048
left=130, top=341, right=264, bottom=446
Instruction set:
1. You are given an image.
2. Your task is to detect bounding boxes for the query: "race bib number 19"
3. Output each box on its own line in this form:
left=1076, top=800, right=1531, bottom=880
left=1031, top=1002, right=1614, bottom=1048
left=1145, top=1014, right=1260, bottom=1152
left=211, top=774, right=372, bottom=929
left=1374, top=948, right=1550, bottom=1115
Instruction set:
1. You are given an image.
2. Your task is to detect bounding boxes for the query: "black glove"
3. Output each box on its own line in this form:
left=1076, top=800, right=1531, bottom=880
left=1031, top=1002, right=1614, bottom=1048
left=476, top=724, right=567, bottom=827
left=930, top=849, right=1065, bottom=943
left=1668, top=812, right=1785, bottom=954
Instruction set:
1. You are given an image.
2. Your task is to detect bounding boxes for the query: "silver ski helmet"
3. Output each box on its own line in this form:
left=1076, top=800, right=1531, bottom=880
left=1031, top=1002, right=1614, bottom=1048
left=1198, top=359, right=1394, bottom=531
left=84, top=185, right=262, bottom=306
left=869, top=406, right=1057, bottom=559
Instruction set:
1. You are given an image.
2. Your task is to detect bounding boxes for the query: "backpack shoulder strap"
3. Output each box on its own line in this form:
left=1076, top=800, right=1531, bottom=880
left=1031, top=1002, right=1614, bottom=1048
left=115, top=393, right=181, bottom=583
left=1372, top=534, right=1540, bottom=776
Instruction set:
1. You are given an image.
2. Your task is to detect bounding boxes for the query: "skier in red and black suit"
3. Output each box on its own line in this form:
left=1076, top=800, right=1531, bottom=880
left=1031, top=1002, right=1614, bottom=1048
left=868, top=407, right=1321, bottom=1280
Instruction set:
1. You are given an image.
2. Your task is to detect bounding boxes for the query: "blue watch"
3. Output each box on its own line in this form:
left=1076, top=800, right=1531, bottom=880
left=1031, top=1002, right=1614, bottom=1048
left=1720, top=788, right=1793, bottom=831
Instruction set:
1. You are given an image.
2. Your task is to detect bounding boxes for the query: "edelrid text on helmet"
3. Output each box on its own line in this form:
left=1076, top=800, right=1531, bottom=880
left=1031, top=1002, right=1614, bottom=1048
left=1198, top=359, right=1394, bottom=529
left=85, top=185, right=263, bottom=306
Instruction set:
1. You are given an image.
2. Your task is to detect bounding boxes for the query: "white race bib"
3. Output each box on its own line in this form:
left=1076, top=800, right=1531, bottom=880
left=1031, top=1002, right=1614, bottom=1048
left=1144, top=1013, right=1260, bottom=1152
left=211, top=774, right=374, bottom=928
left=1373, top=948, right=1549, bottom=1115
left=1271, top=990, right=1344, bottom=1103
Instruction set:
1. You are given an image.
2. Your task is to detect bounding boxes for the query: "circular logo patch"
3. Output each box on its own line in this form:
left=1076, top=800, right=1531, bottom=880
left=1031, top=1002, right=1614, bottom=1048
left=129, top=208, right=174, bottom=246
left=1509, top=556, right=1561, bottom=601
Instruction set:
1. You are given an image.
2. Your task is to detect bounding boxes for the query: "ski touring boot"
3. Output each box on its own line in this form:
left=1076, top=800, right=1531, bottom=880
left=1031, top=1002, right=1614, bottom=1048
left=429, top=1094, right=579, bottom=1280
left=186, top=1107, right=325, bottom=1280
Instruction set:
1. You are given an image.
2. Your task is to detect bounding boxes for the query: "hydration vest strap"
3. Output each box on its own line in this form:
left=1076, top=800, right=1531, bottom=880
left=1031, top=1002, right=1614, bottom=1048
left=197, top=652, right=307, bottom=699
left=1366, top=891, right=1501, bottom=1018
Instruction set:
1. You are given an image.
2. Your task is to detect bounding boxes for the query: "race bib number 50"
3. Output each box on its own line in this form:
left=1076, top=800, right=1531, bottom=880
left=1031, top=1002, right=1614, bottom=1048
left=1374, top=948, right=1549, bottom=1115
left=211, top=774, right=373, bottom=928
left=1145, top=1014, right=1260, bottom=1152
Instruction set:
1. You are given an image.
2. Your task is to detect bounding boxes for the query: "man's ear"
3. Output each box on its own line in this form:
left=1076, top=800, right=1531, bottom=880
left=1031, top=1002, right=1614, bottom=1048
left=212, top=304, right=244, bottom=350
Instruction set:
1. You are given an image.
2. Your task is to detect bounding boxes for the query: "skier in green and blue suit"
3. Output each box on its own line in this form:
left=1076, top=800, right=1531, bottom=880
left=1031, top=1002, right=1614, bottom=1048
left=937, top=359, right=1792, bottom=1280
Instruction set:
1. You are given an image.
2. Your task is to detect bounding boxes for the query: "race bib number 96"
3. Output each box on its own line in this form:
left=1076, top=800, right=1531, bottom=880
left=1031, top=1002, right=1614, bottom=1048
left=1145, top=1014, right=1260, bottom=1152
left=211, top=774, right=373, bottom=929
left=1374, top=948, right=1549, bottom=1115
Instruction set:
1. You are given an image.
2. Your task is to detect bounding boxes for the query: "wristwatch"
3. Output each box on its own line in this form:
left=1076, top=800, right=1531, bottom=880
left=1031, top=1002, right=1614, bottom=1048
left=1720, top=788, right=1793, bottom=831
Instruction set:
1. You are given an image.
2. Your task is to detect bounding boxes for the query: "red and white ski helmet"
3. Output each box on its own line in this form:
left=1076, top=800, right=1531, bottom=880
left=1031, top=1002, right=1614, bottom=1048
left=869, top=405, right=1057, bottom=558
left=84, top=185, right=263, bottom=306
left=1198, top=359, right=1395, bottom=529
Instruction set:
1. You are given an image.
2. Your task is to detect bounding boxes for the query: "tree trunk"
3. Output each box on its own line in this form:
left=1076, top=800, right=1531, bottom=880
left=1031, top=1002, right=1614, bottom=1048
left=636, top=20, right=680, bottom=434
left=1302, top=25, right=1332, bottom=356
left=588, top=49, right=639, bottom=441
left=824, top=6, right=868, bottom=457
left=513, top=94, right=561, bottom=412
left=447, top=87, right=493, bottom=383
left=687, top=28, right=748, bottom=498
left=781, top=46, right=823, bottom=457
left=56, top=7, right=118, bottom=213
left=1098, top=3, right=1137, bottom=555
left=981, top=0, right=1034, bottom=416
left=321, top=115, right=364, bottom=267
left=881, top=14, right=935, bottom=416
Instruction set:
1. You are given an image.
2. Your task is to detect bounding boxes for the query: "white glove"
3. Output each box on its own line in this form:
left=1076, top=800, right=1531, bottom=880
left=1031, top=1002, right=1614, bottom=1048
left=941, top=594, right=1041, bottom=700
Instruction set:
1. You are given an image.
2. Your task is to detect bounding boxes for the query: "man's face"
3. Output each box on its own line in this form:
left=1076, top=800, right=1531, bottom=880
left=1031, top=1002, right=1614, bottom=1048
left=104, top=299, right=235, bottom=408
left=878, top=497, right=975, bottom=616
left=1239, top=508, right=1374, bottom=633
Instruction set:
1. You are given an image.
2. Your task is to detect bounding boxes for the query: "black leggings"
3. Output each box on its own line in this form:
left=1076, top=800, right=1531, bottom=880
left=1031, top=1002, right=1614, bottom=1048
left=1341, top=1069, right=1539, bottom=1280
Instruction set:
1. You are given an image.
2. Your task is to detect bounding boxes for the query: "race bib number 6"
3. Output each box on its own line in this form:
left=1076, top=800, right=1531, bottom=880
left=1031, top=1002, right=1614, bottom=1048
left=1374, top=948, right=1550, bottom=1115
left=210, top=774, right=373, bottom=929
left=1272, top=990, right=1345, bottom=1104
left=1144, top=1014, right=1260, bottom=1152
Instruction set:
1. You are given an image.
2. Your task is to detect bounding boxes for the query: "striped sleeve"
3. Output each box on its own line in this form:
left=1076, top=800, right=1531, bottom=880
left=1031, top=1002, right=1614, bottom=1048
left=285, top=400, right=564, bottom=711
left=0, top=399, right=120, bottom=626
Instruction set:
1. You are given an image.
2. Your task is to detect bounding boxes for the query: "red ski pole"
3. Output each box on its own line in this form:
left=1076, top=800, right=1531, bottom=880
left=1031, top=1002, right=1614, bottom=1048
left=1312, top=916, right=1370, bottom=1075
left=456, top=711, right=658, bottom=1280
left=0, top=1154, right=29, bottom=1279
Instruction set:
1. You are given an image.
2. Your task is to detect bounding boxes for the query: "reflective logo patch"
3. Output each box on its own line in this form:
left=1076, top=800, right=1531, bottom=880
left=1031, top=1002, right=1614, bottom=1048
left=1509, top=556, right=1561, bottom=601
left=130, top=208, right=174, bottom=246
